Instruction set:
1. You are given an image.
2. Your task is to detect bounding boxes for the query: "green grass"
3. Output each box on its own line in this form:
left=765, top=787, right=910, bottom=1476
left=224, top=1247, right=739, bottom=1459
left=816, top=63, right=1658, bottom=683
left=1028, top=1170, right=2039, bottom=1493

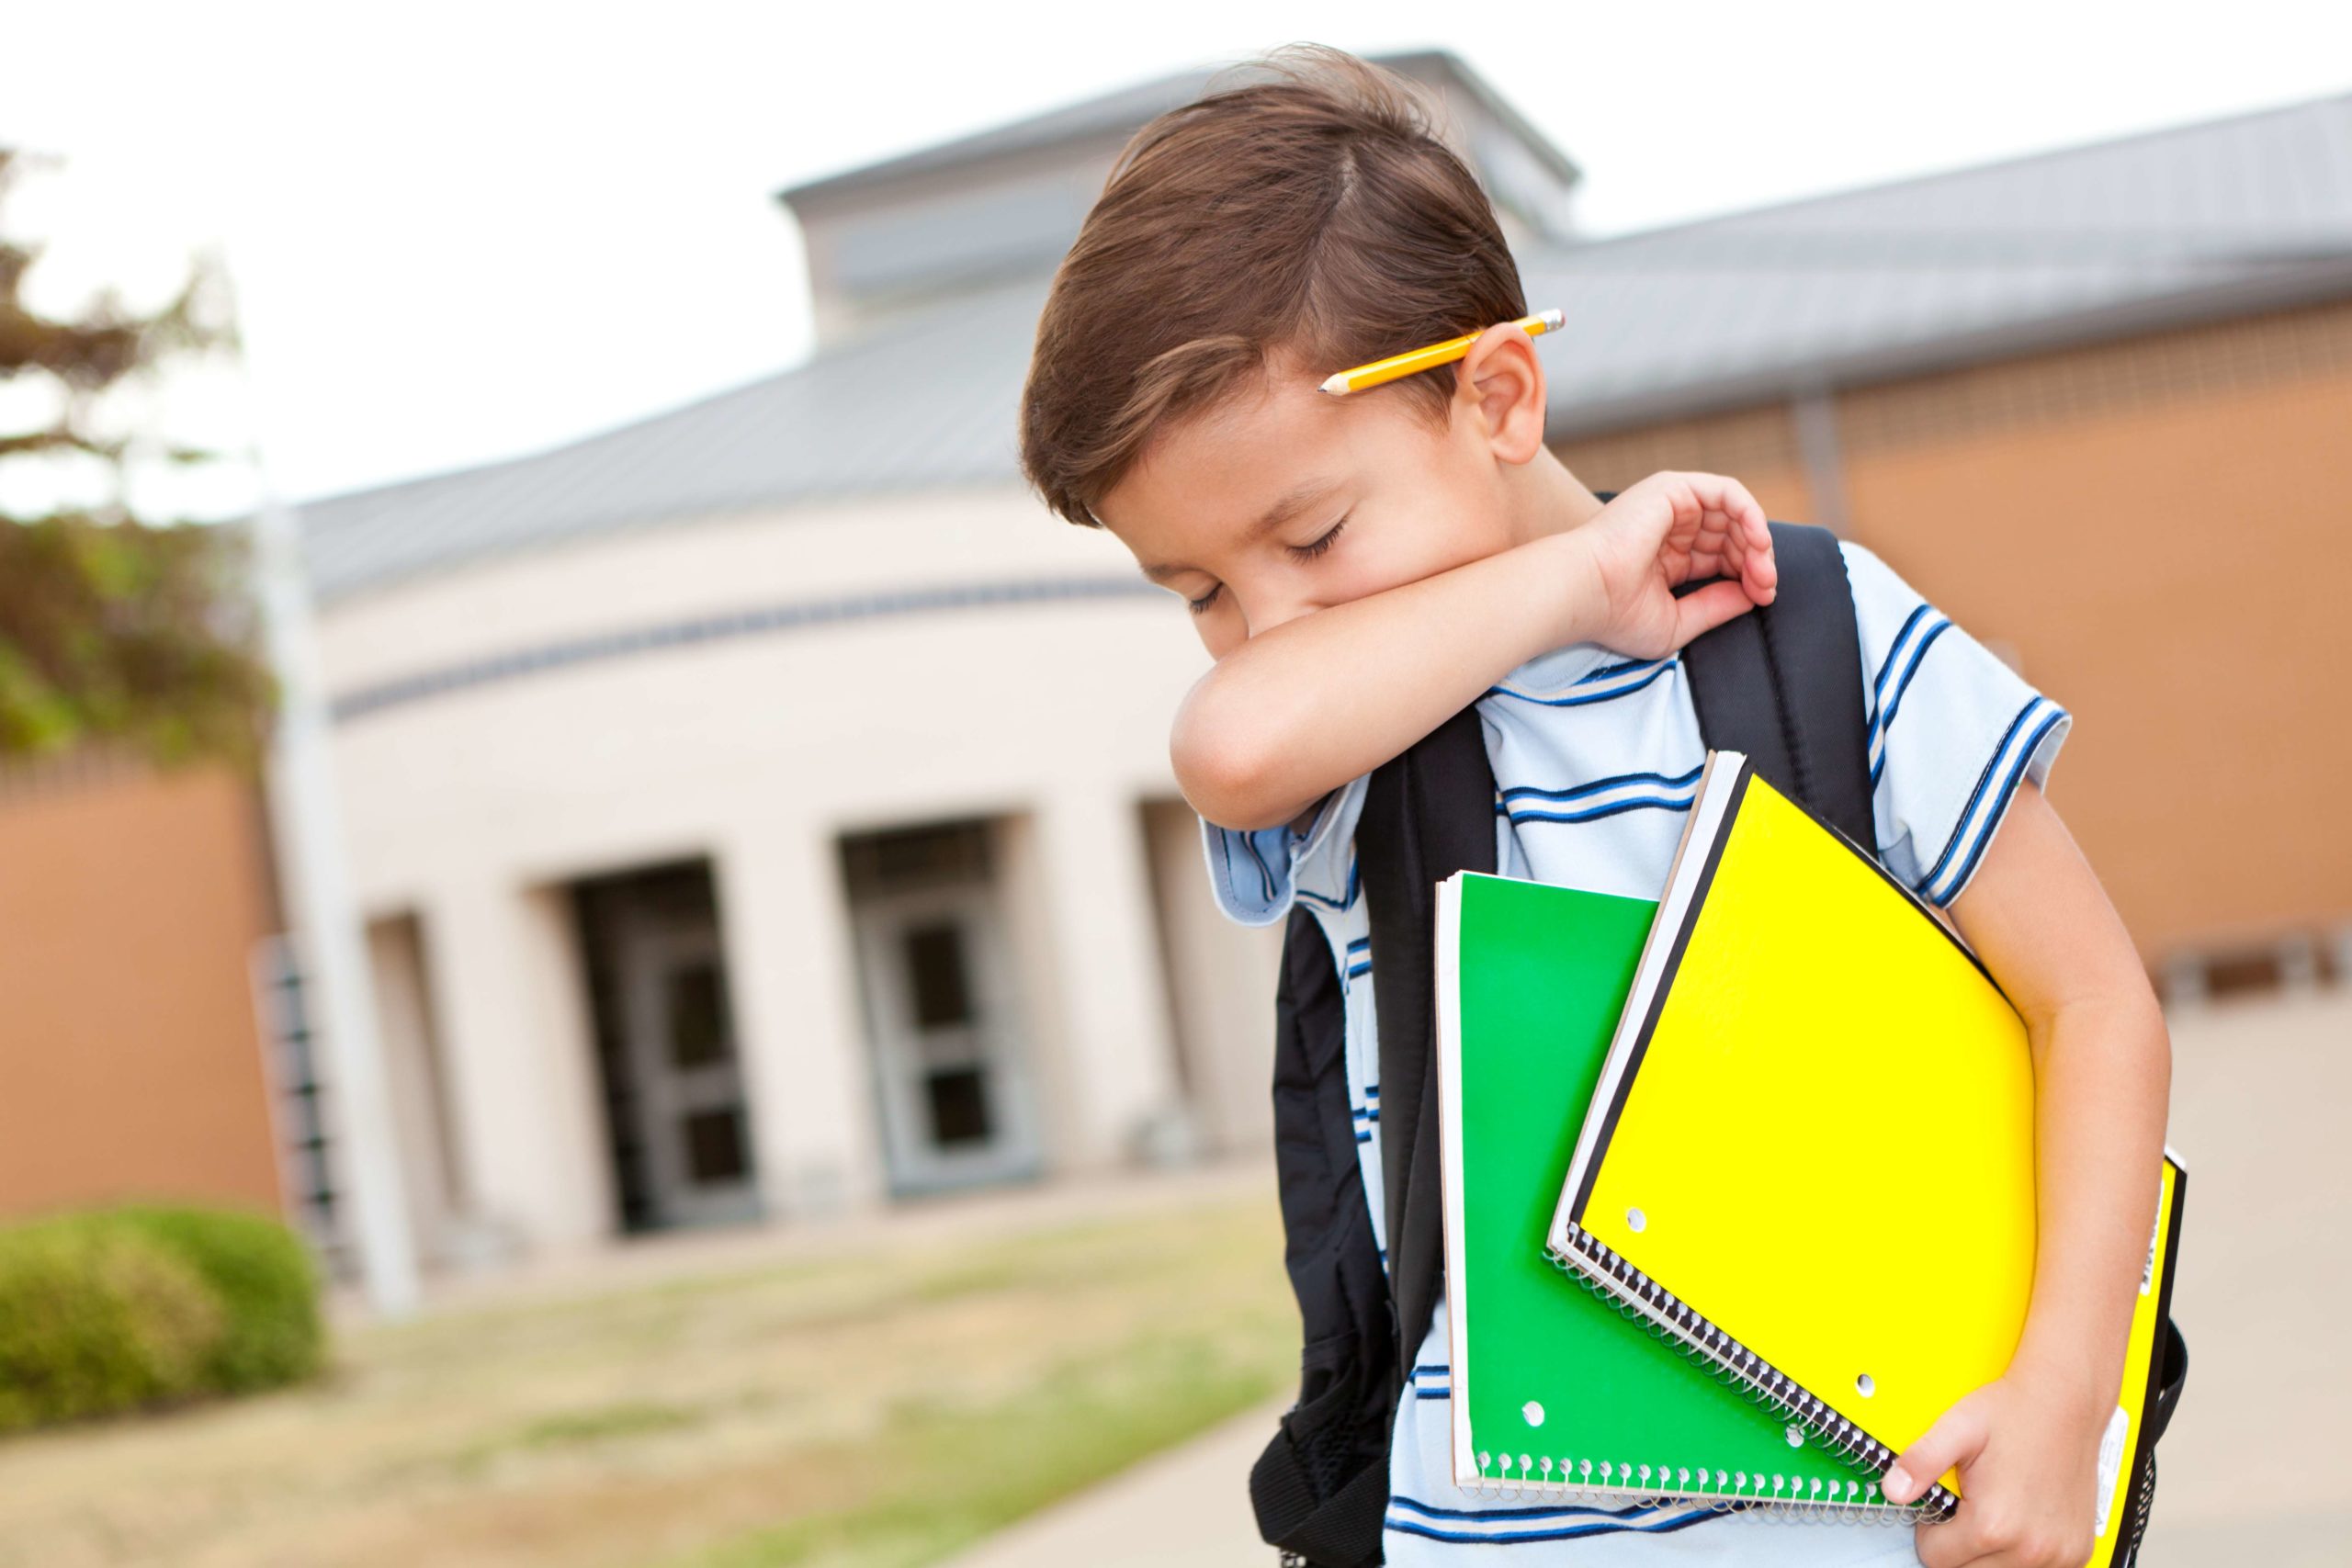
left=514, top=1400, right=709, bottom=1450
left=0, top=1186, right=1294, bottom=1568
left=673, top=1329, right=1286, bottom=1568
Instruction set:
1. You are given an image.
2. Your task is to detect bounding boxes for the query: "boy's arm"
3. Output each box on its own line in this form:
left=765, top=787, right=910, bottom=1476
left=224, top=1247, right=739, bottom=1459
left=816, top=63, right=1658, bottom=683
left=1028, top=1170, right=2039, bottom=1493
left=1173, top=471, right=1779, bottom=830
left=1882, top=778, right=2171, bottom=1568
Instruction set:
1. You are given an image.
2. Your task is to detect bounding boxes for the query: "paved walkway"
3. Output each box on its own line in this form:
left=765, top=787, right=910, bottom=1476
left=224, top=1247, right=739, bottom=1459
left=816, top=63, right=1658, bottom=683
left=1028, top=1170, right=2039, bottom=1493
left=2126, top=989, right=2352, bottom=1567
left=941, top=1396, right=1287, bottom=1568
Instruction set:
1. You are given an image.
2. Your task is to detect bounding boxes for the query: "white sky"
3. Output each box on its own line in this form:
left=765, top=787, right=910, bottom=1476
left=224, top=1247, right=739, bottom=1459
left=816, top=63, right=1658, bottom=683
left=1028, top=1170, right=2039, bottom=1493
left=4, top=0, right=2348, bottom=518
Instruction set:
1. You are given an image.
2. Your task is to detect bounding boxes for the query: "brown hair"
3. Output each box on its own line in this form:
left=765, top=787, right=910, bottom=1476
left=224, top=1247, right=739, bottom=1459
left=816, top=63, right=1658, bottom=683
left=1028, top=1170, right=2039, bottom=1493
left=1018, top=44, right=1528, bottom=528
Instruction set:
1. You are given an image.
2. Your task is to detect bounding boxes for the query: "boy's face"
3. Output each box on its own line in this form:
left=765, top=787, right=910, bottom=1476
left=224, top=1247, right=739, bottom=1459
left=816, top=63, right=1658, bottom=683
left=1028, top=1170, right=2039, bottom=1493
left=1091, top=346, right=1523, bottom=661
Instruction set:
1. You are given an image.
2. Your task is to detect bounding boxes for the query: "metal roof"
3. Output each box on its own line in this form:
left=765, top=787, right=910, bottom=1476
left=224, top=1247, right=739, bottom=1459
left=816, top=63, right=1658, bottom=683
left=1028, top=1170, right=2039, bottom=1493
left=301, top=88, right=2352, bottom=604
left=297, top=277, right=1045, bottom=604
left=1525, top=88, right=2352, bottom=432
left=775, top=49, right=1582, bottom=208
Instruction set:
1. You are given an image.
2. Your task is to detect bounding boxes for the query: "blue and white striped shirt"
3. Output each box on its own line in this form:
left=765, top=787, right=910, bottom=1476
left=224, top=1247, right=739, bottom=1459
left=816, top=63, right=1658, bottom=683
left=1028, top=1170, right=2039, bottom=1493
left=1200, top=541, right=2067, bottom=1567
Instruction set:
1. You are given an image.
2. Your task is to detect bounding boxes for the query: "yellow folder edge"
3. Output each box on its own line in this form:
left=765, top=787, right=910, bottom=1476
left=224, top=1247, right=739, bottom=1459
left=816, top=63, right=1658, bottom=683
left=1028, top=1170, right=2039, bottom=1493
left=2083, top=1154, right=2184, bottom=1568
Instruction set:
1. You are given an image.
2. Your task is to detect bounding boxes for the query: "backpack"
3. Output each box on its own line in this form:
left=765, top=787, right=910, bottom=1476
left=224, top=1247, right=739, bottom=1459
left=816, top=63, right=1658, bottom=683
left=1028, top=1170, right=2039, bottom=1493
left=1247, top=515, right=2187, bottom=1566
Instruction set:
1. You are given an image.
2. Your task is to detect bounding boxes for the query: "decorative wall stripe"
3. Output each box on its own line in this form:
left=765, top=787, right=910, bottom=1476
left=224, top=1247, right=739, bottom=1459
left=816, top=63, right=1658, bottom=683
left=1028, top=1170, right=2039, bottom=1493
left=328, top=574, right=1163, bottom=724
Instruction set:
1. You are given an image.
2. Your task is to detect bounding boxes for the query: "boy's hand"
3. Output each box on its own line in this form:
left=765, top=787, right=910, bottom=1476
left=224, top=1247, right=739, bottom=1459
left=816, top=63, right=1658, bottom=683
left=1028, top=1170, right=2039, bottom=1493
left=1883, top=1363, right=2107, bottom=1568
left=1571, top=471, right=1778, bottom=660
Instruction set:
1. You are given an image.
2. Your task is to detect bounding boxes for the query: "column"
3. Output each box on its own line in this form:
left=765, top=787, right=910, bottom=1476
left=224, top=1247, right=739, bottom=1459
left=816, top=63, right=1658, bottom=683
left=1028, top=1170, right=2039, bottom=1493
left=1034, top=786, right=1185, bottom=1168
left=714, top=821, right=886, bottom=1218
left=419, top=876, right=615, bottom=1255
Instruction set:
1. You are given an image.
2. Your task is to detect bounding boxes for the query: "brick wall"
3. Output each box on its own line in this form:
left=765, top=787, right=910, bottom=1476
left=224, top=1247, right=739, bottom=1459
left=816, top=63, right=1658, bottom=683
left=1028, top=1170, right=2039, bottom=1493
left=1555, top=298, right=2352, bottom=964
left=0, top=753, right=288, bottom=1220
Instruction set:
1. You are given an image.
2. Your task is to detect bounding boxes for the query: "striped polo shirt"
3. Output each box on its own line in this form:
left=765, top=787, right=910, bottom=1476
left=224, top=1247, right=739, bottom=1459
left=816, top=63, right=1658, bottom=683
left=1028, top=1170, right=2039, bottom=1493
left=1200, top=540, right=2067, bottom=1567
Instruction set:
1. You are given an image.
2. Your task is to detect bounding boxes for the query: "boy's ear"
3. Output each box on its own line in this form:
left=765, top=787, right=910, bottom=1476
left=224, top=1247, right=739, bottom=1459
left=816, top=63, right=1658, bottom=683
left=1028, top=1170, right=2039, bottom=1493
left=1452, top=322, right=1547, bottom=466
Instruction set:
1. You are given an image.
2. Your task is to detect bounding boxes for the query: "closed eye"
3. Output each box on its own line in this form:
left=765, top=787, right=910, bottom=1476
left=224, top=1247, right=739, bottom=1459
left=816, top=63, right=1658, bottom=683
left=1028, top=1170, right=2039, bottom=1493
left=1183, top=514, right=1345, bottom=615
left=1288, top=515, right=1349, bottom=561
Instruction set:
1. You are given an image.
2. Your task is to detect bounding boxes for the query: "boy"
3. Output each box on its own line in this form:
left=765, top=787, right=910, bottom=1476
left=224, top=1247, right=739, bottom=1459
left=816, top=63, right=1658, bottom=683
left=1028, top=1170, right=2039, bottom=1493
left=1017, top=45, right=2169, bottom=1568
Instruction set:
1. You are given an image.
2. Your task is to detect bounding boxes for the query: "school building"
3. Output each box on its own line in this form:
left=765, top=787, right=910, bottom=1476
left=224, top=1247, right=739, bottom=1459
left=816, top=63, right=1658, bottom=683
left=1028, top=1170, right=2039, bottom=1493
left=7, top=52, right=2344, bottom=1281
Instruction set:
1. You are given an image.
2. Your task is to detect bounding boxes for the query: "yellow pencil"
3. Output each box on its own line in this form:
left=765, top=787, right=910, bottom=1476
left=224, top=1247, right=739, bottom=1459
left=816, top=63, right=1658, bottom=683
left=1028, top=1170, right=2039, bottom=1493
left=1318, top=308, right=1566, bottom=396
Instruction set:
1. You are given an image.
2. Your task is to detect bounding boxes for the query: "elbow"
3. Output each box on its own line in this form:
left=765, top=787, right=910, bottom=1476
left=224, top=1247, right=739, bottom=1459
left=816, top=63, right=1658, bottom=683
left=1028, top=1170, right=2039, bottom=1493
left=1170, top=696, right=1295, bottom=833
left=2136, top=982, right=2173, bottom=1093
left=2110, top=957, right=2172, bottom=1076
left=2043, top=970, right=2172, bottom=1102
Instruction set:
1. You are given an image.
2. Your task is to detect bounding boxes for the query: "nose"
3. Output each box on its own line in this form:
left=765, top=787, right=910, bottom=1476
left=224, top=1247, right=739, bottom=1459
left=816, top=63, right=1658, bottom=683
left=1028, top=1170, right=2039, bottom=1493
left=1246, top=592, right=1322, bottom=640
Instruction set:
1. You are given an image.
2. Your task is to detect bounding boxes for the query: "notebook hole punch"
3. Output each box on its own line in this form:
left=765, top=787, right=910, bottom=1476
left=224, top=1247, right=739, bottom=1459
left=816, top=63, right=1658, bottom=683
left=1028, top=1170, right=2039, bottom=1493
left=1626, top=1207, right=1646, bottom=1233
left=1856, top=1373, right=1875, bottom=1398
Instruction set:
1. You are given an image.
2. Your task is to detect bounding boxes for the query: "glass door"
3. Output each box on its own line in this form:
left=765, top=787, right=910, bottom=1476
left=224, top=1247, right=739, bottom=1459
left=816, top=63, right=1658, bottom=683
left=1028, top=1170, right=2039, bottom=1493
left=616, top=916, right=762, bottom=1228
left=854, top=884, right=1039, bottom=1193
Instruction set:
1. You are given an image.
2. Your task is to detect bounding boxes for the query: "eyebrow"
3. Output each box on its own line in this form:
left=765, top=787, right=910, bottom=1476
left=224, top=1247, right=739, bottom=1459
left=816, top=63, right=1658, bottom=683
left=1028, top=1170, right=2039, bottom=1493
left=1136, top=476, right=1345, bottom=583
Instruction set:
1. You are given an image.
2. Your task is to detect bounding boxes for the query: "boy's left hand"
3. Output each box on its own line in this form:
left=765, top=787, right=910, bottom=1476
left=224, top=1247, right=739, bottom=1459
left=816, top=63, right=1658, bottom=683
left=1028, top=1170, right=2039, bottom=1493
left=1884, top=1361, right=2106, bottom=1568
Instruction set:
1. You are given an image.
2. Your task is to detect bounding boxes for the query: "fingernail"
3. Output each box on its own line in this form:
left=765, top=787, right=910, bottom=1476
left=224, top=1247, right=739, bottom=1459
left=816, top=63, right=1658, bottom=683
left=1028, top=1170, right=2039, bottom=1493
left=1883, top=1466, right=1913, bottom=1500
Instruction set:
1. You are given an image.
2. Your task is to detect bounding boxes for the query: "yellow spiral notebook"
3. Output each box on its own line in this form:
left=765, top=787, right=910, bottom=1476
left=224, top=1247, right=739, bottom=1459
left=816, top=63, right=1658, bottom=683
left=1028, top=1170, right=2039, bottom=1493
left=1545, top=750, right=2186, bottom=1560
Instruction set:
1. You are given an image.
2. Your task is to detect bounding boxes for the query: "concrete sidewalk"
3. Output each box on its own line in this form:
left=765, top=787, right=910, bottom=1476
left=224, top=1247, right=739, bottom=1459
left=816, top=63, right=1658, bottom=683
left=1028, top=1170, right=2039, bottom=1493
left=941, top=1396, right=1287, bottom=1568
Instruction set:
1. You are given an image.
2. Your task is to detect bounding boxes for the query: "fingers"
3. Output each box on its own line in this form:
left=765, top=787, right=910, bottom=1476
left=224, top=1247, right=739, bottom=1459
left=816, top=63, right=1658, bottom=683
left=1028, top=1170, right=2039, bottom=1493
left=1621, top=471, right=1775, bottom=604
left=1915, top=1478, right=2096, bottom=1568
left=1915, top=1500, right=2035, bottom=1568
left=1915, top=1514, right=1981, bottom=1568
left=1693, top=474, right=1773, bottom=604
left=1668, top=579, right=1760, bottom=645
left=1887, top=1401, right=1987, bottom=1507
left=1736, top=495, right=1777, bottom=603
left=1894, top=1401, right=1991, bottom=1568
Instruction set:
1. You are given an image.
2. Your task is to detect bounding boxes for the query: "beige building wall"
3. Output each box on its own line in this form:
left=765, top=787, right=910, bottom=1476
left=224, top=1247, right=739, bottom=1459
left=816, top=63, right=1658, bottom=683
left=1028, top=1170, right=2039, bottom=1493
left=362, top=913, right=471, bottom=1266
left=316, top=485, right=1263, bottom=1261
left=1141, top=796, right=1283, bottom=1157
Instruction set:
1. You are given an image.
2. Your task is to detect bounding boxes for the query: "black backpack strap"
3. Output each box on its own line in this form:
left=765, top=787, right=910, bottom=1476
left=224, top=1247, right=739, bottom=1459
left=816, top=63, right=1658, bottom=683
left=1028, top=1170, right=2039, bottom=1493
left=1250, top=904, right=1398, bottom=1568
left=1358, top=704, right=1499, bottom=1386
left=2145, top=1318, right=2188, bottom=1446
left=1250, top=706, right=1504, bottom=1566
left=1250, top=1451, right=1388, bottom=1568
left=1586, top=498, right=1878, bottom=860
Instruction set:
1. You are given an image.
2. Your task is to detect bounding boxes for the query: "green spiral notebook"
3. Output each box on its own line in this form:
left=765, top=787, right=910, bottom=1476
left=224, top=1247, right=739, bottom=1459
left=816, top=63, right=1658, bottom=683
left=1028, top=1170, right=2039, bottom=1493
left=1434, top=869, right=1917, bottom=1517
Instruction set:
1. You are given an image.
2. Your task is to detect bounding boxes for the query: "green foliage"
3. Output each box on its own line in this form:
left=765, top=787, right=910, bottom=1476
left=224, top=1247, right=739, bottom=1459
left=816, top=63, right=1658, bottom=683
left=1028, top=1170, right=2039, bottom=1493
left=0, top=1202, right=324, bottom=1435
left=0, top=146, right=274, bottom=768
left=0, top=512, right=274, bottom=764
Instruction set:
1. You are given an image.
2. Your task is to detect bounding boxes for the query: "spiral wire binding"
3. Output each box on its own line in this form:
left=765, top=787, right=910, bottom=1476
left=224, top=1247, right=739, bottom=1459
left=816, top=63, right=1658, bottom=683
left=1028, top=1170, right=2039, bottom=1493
left=1457, top=1452, right=1875, bottom=1525
left=1527, top=1222, right=1962, bottom=1526
left=2118, top=1448, right=2157, bottom=1565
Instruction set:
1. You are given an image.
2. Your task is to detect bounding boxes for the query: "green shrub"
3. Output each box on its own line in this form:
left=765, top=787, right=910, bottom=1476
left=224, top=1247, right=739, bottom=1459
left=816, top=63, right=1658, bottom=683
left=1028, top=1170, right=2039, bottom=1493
left=0, top=1201, right=324, bottom=1435
left=104, top=1203, right=326, bottom=1393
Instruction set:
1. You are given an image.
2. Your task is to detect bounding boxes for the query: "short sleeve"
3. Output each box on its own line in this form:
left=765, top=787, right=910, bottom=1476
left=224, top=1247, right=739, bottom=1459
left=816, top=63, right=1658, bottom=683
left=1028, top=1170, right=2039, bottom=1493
left=1840, top=541, right=2071, bottom=908
left=1196, top=774, right=1369, bottom=927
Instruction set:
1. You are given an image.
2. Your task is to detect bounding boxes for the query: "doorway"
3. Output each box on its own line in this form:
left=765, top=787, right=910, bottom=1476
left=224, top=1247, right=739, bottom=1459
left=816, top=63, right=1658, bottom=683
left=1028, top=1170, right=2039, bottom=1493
left=573, top=862, right=761, bottom=1233
left=842, top=821, right=1040, bottom=1195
